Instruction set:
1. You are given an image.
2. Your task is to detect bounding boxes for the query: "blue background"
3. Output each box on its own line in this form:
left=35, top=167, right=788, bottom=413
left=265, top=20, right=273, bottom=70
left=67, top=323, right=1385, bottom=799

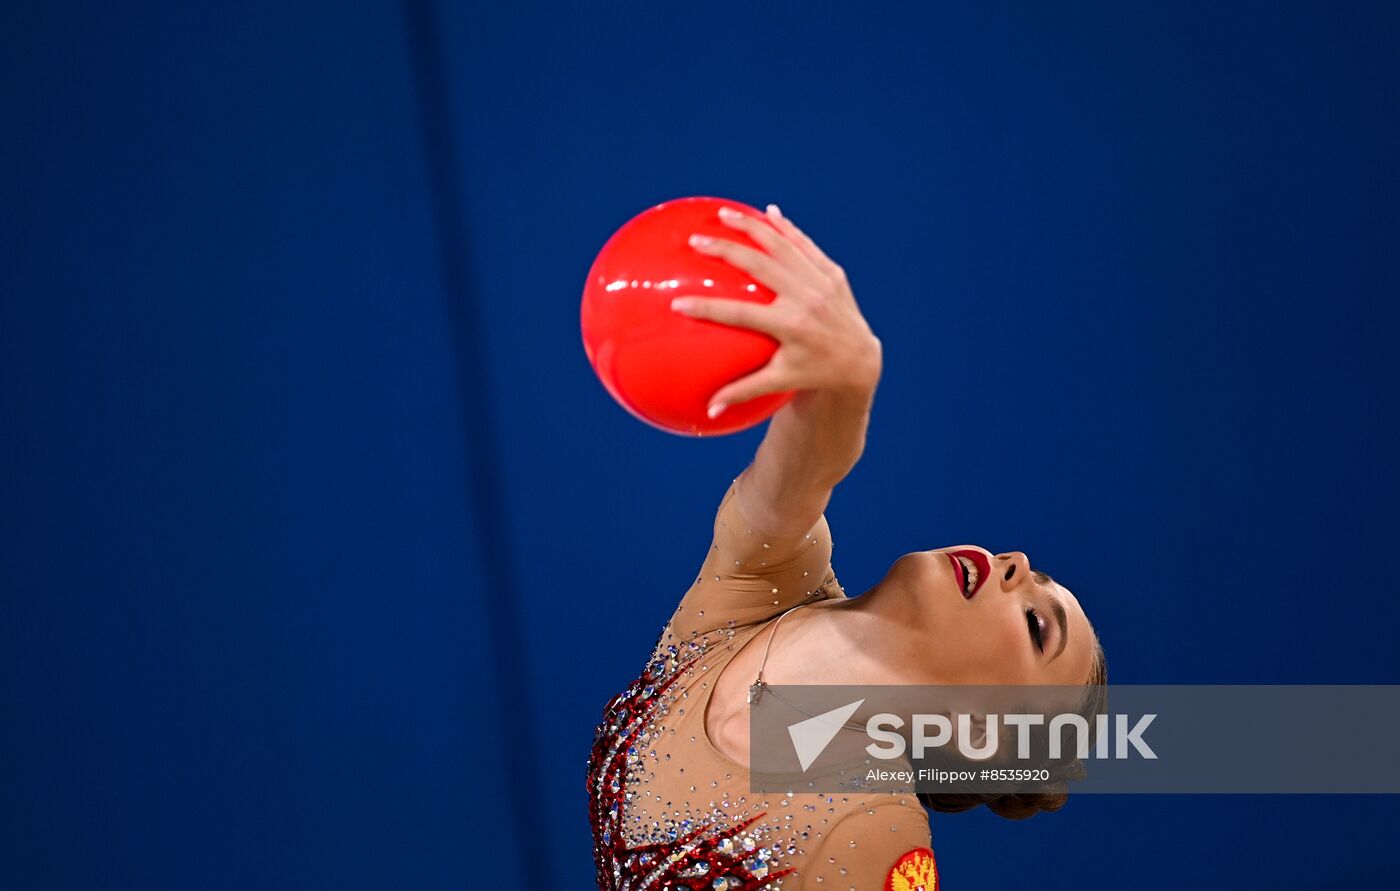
left=3, top=1, right=1398, bottom=887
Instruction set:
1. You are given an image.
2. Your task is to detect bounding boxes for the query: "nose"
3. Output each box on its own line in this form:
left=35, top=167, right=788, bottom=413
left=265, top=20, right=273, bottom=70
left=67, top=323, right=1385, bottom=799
left=995, top=551, right=1031, bottom=590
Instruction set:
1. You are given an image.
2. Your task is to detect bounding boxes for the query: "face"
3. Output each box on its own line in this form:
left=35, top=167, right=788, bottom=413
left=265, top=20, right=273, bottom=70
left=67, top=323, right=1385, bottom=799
left=882, top=546, right=1097, bottom=686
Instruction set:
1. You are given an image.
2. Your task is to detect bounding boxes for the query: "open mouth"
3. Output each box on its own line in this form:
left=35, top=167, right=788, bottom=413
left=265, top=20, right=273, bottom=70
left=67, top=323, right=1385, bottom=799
left=945, top=549, right=992, bottom=599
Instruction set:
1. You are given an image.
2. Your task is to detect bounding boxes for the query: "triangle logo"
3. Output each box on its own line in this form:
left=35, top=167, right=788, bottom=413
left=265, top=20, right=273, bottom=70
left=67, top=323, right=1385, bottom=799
left=787, top=699, right=865, bottom=771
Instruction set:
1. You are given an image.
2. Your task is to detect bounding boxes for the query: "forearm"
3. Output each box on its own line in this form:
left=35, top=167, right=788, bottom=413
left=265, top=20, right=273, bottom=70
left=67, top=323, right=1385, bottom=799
left=677, top=202, right=883, bottom=538
left=740, top=376, right=878, bottom=538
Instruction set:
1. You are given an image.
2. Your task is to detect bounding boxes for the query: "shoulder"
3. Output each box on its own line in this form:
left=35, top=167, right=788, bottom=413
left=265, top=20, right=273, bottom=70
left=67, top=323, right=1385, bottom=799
left=666, top=474, right=840, bottom=640
left=802, top=798, right=936, bottom=890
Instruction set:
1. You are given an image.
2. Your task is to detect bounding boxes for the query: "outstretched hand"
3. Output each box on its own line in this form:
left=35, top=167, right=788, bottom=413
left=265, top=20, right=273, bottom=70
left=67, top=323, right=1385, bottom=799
left=669, top=205, right=882, bottom=418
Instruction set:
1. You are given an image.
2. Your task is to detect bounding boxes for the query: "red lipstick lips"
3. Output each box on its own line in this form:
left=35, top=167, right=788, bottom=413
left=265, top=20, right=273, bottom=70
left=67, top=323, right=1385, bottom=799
left=946, top=549, right=992, bottom=599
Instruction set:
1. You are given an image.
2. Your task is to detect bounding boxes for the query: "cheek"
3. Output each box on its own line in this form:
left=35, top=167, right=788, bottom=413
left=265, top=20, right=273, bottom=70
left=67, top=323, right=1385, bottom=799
left=941, top=609, right=1025, bottom=669
left=975, top=607, right=1039, bottom=678
left=991, top=613, right=1031, bottom=659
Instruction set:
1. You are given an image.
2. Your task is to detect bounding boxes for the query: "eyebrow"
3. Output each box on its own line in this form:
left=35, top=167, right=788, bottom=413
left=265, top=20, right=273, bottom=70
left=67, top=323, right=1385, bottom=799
left=1032, top=571, right=1070, bottom=662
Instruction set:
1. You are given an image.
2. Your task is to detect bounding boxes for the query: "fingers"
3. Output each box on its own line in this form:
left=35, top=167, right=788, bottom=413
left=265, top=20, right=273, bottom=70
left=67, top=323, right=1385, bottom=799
left=670, top=295, right=787, bottom=338
left=715, top=206, right=825, bottom=283
left=669, top=291, right=793, bottom=417
left=708, top=366, right=790, bottom=418
left=764, top=204, right=845, bottom=281
left=688, top=232, right=806, bottom=297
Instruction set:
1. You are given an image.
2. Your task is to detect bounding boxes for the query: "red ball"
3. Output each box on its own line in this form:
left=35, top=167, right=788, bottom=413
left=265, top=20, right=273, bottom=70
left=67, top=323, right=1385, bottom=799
left=581, top=196, right=793, bottom=436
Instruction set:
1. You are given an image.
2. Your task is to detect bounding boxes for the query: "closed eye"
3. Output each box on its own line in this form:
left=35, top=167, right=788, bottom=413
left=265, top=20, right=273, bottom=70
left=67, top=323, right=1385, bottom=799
left=1025, top=607, right=1045, bottom=653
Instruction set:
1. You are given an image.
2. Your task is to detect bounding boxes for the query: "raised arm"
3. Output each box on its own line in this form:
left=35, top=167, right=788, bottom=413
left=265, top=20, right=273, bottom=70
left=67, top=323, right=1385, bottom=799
left=672, top=204, right=882, bottom=540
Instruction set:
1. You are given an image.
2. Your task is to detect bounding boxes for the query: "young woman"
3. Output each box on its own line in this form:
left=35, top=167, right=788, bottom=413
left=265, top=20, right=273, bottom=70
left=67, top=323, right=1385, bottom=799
left=587, top=204, right=1106, bottom=889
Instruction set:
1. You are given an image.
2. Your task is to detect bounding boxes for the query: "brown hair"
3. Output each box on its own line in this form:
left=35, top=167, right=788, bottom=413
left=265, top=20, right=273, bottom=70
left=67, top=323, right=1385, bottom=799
left=918, top=635, right=1108, bottom=820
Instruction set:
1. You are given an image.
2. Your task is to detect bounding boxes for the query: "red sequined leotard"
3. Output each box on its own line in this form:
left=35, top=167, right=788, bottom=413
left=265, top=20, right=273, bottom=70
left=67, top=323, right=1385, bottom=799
left=587, top=475, right=937, bottom=889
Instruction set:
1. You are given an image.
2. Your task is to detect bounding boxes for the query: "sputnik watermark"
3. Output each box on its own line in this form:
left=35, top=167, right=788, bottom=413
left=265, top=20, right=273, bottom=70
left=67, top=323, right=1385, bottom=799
left=865, top=711, right=1157, bottom=761
left=786, top=699, right=1155, bottom=773
left=753, top=684, right=1400, bottom=794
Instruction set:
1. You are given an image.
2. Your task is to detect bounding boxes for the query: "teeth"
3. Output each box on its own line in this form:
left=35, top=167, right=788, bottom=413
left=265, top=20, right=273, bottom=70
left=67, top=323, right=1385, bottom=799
left=957, top=555, right=979, bottom=593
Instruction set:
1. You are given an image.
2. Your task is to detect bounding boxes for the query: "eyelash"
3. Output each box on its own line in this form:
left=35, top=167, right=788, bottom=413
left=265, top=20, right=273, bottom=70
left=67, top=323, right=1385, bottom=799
left=1025, top=607, right=1045, bottom=653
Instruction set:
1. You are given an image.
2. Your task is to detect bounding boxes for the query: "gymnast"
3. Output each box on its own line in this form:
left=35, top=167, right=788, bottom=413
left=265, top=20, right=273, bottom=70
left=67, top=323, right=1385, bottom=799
left=587, top=204, right=1106, bottom=889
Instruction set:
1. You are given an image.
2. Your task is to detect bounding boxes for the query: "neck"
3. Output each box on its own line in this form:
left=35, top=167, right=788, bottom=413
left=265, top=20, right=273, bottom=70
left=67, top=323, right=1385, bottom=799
left=765, top=580, right=941, bottom=687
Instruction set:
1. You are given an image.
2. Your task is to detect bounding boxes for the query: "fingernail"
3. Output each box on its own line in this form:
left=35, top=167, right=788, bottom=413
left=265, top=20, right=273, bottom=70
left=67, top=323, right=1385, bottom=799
left=767, top=203, right=783, bottom=219
left=708, top=403, right=727, bottom=419
left=670, top=297, right=694, bottom=313
left=689, top=233, right=712, bottom=247
left=717, top=206, right=741, bottom=221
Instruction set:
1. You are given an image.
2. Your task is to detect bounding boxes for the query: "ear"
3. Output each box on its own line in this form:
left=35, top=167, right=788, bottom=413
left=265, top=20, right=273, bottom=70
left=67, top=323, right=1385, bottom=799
left=955, top=712, right=1009, bottom=763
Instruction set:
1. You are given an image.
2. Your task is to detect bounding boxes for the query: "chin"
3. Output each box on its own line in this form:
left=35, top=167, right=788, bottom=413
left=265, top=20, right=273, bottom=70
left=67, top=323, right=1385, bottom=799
left=888, top=550, right=958, bottom=596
